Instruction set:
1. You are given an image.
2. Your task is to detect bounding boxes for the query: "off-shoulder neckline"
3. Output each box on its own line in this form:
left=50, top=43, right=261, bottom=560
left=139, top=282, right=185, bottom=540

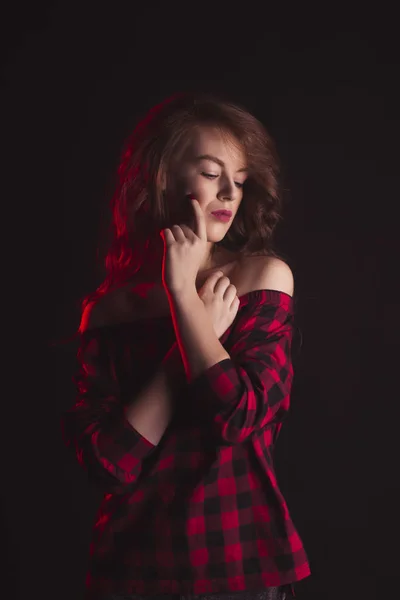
left=80, top=289, right=293, bottom=337
left=239, top=288, right=293, bottom=301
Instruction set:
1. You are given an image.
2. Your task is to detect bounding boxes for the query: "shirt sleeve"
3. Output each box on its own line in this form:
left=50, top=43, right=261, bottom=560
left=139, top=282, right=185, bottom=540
left=61, top=331, right=156, bottom=494
left=189, top=290, right=295, bottom=445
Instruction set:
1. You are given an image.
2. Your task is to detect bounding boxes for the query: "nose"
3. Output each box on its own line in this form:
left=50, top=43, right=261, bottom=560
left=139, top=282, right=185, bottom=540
left=218, top=177, right=236, bottom=201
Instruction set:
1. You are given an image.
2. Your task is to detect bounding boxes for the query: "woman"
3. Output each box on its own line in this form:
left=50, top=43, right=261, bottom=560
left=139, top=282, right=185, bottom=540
left=62, top=93, right=311, bottom=600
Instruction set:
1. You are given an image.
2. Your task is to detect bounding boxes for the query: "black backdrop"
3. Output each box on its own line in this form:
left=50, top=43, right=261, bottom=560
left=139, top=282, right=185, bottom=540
left=1, top=3, right=399, bottom=600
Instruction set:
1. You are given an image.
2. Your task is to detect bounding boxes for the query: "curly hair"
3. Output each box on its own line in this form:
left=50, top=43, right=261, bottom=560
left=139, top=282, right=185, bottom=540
left=84, top=92, right=284, bottom=309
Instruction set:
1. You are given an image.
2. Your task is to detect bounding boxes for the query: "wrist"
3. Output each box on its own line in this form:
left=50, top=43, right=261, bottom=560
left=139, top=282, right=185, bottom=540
left=168, top=287, right=201, bottom=311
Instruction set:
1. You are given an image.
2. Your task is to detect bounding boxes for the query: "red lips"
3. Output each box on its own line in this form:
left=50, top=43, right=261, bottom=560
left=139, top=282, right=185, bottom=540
left=211, top=210, right=232, bottom=217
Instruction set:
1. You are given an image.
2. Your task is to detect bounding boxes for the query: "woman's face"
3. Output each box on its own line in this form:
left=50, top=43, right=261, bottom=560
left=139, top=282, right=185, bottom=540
left=170, top=126, right=248, bottom=242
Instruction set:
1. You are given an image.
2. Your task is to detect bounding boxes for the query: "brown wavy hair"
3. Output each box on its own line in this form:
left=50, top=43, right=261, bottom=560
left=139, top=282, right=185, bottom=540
left=84, top=92, right=284, bottom=309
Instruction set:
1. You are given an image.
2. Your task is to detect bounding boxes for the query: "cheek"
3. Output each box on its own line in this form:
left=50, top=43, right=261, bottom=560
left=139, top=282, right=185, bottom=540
left=182, top=175, right=214, bottom=202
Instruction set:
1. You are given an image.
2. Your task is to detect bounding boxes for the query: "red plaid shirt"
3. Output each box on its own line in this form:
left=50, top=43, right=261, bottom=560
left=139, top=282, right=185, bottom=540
left=62, top=289, right=310, bottom=600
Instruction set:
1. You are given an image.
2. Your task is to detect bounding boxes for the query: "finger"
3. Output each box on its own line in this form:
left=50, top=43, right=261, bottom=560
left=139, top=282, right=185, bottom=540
left=170, top=224, right=186, bottom=242
left=161, top=228, right=175, bottom=246
left=179, top=224, right=196, bottom=240
left=231, top=295, right=240, bottom=310
left=202, top=270, right=224, bottom=287
left=214, top=274, right=231, bottom=294
left=190, top=198, right=207, bottom=240
left=223, top=283, right=237, bottom=302
left=210, top=274, right=232, bottom=296
left=207, top=270, right=224, bottom=279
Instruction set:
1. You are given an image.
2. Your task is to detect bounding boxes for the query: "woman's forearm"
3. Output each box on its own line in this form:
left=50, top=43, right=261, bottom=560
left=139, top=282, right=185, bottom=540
left=168, top=290, right=230, bottom=382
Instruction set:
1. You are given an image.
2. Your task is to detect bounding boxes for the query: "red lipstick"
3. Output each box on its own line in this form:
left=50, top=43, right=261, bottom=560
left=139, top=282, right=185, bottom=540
left=211, top=210, right=232, bottom=222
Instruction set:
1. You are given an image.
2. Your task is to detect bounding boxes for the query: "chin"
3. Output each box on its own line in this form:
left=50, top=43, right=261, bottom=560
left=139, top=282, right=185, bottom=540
left=207, top=231, right=228, bottom=243
left=207, top=225, right=231, bottom=241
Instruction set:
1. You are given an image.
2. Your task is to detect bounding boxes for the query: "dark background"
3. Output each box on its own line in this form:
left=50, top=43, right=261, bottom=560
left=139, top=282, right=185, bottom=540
left=1, top=3, right=398, bottom=600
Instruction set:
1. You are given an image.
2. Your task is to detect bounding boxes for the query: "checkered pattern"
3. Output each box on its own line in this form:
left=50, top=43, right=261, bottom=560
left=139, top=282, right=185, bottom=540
left=62, top=290, right=310, bottom=600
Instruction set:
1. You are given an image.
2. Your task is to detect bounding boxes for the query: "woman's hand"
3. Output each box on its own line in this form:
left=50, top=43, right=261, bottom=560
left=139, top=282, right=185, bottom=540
left=197, top=271, right=240, bottom=339
left=160, top=197, right=208, bottom=298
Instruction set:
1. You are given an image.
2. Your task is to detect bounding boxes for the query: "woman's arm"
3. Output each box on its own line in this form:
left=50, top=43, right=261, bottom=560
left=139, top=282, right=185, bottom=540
left=169, top=290, right=230, bottom=382
left=166, top=259, right=295, bottom=445
left=127, top=258, right=294, bottom=445
left=168, top=257, right=294, bottom=383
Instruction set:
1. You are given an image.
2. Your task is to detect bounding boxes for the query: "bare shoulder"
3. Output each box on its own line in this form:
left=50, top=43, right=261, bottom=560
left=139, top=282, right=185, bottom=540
left=238, top=255, right=294, bottom=297
left=79, top=287, right=133, bottom=332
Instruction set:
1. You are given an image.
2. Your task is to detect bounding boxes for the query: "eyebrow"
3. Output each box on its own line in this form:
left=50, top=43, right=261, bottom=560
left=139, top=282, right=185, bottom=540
left=195, top=154, right=248, bottom=173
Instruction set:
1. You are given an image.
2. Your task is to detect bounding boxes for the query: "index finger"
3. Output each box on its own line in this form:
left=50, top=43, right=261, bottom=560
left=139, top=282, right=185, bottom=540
left=191, top=198, right=207, bottom=240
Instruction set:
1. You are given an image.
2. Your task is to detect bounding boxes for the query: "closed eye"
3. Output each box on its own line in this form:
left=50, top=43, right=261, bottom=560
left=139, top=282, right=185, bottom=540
left=201, top=172, right=244, bottom=188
